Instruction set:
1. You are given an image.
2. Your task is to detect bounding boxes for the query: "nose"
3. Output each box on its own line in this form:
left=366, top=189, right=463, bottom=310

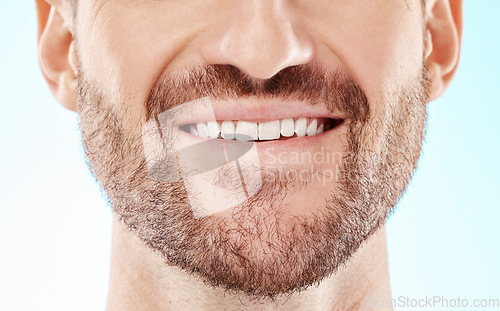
left=200, top=0, right=314, bottom=79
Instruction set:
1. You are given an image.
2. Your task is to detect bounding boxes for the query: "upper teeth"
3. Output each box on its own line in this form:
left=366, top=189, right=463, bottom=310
left=189, top=118, right=326, bottom=141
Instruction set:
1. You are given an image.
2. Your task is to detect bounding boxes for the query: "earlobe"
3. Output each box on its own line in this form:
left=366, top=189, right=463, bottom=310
left=425, top=0, right=462, bottom=101
left=37, top=0, right=77, bottom=112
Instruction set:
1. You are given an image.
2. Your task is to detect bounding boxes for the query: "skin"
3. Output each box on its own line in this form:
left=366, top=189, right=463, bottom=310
left=36, top=0, right=461, bottom=310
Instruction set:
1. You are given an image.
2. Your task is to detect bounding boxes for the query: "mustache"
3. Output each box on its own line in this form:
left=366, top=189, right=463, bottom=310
left=145, top=64, right=370, bottom=122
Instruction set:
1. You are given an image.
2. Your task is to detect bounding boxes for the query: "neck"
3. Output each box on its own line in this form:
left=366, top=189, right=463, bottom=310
left=106, top=215, right=392, bottom=311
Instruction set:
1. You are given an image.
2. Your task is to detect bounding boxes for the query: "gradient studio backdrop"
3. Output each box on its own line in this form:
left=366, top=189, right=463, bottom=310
left=0, top=2, right=498, bottom=310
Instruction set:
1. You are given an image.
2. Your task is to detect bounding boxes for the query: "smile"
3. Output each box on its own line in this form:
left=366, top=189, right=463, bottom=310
left=180, top=117, right=344, bottom=142
left=169, top=97, right=347, bottom=143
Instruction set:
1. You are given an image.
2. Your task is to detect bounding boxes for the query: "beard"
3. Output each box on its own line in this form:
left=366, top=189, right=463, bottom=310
left=77, top=62, right=429, bottom=300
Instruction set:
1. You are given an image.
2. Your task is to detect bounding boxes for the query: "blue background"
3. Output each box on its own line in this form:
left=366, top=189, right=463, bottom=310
left=0, top=2, right=498, bottom=310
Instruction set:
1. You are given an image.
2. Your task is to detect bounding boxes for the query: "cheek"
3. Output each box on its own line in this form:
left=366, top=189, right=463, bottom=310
left=300, top=1, right=426, bottom=153
left=308, top=3, right=425, bottom=99
left=347, top=19, right=424, bottom=153
left=75, top=1, right=212, bottom=127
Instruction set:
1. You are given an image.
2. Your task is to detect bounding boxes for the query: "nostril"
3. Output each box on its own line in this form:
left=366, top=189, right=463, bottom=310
left=199, top=4, right=314, bottom=80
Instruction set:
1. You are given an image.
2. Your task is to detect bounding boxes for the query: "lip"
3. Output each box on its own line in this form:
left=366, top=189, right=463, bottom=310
left=154, top=97, right=348, bottom=155
left=166, top=97, right=348, bottom=126
left=161, top=100, right=345, bottom=153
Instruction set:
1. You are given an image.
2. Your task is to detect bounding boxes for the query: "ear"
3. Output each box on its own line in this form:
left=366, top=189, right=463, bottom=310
left=36, top=0, right=78, bottom=112
left=425, top=0, right=462, bottom=101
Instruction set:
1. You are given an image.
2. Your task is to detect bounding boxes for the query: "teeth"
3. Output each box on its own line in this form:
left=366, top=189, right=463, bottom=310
left=316, top=123, right=324, bottom=135
left=294, top=118, right=307, bottom=137
left=306, top=118, right=317, bottom=136
left=220, top=121, right=235, bottom=140
left=189, top=118, right=330, bottom=141
left=258, top=120, right=280, bottom=141
left=235, top=121, right=258, bottom=141
left=207, top=121, right=221, bottom=138
left=189, top=125, right=199, bottom=136
left=196, top=123, right=209, bottom=138
left=280, top=118, right=295, bottom=137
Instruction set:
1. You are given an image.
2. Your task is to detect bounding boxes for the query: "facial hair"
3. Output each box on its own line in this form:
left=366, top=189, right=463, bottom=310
left=77, top=62, right=429, bottom=300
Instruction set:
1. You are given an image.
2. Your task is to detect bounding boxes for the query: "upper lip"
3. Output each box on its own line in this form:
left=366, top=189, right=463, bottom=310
left=164, top=97, right=347, bottom=126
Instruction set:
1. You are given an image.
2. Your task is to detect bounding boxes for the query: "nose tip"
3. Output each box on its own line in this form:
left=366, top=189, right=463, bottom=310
left=200, top=1, right=314, bottom=80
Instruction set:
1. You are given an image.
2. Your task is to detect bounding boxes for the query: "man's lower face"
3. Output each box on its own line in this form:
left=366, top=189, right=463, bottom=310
left=77, top=62, right=428, bottom=299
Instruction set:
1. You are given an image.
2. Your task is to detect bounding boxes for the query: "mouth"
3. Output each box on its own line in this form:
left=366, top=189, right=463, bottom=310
left=179, top=117, right=344, bottom=142
left=168, top=97, right=347, bottom=143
